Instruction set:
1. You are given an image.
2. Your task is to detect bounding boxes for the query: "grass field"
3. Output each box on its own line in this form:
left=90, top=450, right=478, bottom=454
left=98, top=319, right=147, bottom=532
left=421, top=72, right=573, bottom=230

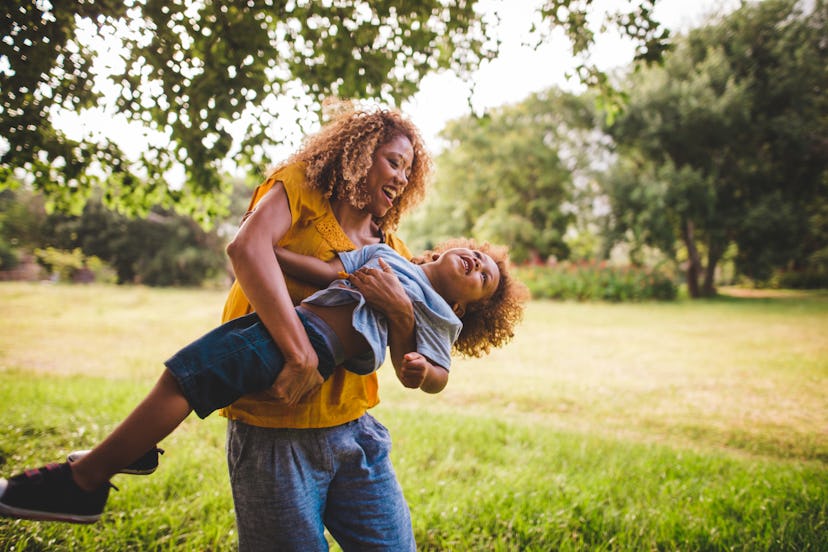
left=0, top=282, right=826, bottom=550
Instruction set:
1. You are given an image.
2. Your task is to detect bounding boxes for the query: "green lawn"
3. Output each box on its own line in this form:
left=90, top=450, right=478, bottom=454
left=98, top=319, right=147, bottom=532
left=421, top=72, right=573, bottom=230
left=0, top=282, right=826, bottom=550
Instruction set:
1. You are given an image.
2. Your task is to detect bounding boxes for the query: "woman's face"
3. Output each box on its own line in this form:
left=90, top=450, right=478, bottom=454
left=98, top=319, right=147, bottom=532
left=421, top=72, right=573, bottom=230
left=364, top=134, right=414, bottom=218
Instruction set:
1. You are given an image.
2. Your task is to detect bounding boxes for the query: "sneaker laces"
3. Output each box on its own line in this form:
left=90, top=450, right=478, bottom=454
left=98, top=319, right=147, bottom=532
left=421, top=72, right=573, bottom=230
left=15, top=463, right=118, bottom=492
left=17, top=463, right=65, bottom=484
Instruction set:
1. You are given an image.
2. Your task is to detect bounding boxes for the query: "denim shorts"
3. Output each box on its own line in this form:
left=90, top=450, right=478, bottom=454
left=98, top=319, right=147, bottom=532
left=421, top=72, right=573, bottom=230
left=227, top=414, right=416, bottom=551
left=164, top=310, right=340, bottom=419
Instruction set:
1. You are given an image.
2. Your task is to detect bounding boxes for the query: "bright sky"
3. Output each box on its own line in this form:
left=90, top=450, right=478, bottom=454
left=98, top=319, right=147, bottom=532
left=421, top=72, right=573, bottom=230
left=404, top=0, right=738, bottom=151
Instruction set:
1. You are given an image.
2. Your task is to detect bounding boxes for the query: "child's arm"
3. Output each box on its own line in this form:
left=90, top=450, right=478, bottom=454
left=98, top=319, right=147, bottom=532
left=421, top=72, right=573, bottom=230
left=349, top=258, right=449, bottom=394
left=274, top=247, right=346, bottom=288
left=280, top=248, right=449, bottom=392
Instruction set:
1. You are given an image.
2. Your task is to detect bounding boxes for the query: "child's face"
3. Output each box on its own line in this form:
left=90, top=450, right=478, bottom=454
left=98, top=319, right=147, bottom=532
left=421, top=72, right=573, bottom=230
left=364, top=134, right=414, bottom=219
left=428, top=248, right=501, bottom=316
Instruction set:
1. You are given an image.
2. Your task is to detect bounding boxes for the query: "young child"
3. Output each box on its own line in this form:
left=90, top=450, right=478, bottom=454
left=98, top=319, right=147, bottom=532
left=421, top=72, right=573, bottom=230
left=0, top=238, right=528, bottom=524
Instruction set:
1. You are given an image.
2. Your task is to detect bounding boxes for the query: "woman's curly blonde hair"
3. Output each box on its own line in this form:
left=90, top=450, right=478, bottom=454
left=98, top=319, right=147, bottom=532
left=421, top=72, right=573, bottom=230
left=411, top=238, right=530, bottom=358
left=275, top=100, right=432, bottom=231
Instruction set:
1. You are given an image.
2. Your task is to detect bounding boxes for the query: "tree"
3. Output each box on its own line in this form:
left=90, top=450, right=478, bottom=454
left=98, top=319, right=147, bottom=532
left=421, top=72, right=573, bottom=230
left=603, top=0, right=828, bottom=296
left=1, top=0, right=497, bottom=221
left=46, top=198, right=228, bottom=286
left=0, top=188, right=47, bottom=269
left=2, top=0, right=670, bottom=219
left=400, top=88, right=596, bottom=263
left=0, top=187, right=229, bottom=285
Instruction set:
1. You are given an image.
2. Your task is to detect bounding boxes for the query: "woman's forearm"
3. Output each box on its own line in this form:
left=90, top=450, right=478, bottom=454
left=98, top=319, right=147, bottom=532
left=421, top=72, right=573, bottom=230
left=226, top=184, right=323, bottom=404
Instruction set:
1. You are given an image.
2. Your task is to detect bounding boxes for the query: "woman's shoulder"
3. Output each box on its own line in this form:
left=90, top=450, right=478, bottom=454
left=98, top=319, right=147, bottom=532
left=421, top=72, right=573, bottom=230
left=268, top=162, right=330, bottom=217
left=269, top=162, right=307, bottom=194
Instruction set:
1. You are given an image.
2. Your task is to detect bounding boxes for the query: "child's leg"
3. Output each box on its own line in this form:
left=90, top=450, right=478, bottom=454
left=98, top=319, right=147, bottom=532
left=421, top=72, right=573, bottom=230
left=70, top=369, right=191, bottom=492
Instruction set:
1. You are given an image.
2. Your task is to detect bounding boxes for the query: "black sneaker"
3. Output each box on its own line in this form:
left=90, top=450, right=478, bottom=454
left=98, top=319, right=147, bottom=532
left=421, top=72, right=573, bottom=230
left=0, top=462, right=112, bottom=523
left=67, top=447, right=164, bottom=475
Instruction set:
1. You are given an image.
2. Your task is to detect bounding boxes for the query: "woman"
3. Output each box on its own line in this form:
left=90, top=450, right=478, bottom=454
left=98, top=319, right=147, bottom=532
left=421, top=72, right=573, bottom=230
left=221, top=103, right=435, bottom=551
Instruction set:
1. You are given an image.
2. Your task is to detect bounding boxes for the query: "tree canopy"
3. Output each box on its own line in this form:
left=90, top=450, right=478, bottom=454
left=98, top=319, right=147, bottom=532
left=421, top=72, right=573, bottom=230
left=399, top=89, right=597, bottom=263
left=401, top=0, right=827, bottom=294
left=1, top=0, right=669, bottom=220
left=604, top=0, right=828, bottom=295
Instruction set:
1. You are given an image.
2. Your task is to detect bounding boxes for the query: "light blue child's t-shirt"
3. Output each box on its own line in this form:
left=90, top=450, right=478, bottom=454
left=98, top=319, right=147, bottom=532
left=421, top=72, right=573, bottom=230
left=302, top=243, right=461, bottom=374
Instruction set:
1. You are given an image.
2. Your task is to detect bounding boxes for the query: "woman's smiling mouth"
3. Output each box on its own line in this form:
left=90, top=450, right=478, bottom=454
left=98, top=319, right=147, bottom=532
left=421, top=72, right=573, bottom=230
left=382, top=186, right=398, bottom=202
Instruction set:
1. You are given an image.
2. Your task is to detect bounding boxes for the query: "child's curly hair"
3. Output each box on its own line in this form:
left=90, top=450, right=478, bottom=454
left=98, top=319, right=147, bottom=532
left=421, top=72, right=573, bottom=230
left=411, top=238, right=530, bottom=358
left=277, top=100, right=432, bottom=231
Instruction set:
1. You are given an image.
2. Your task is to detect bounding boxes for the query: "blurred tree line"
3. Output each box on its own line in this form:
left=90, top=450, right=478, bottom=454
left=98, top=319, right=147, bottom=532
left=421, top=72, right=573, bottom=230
left=1, top=0, right=825, bottom=294
left=0, top=177, right=253, bottom=285
left=401, top=0, right=828, bottom=297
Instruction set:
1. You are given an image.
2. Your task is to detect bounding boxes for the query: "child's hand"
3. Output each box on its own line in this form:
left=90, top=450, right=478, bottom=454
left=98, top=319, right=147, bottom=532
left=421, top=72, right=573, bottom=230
left=398, top=352, right=429, bottom=389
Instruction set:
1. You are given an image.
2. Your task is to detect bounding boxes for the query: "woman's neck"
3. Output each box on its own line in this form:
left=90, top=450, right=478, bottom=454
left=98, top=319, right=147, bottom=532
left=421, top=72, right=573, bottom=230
left=330, top=200, right=381, bottom=247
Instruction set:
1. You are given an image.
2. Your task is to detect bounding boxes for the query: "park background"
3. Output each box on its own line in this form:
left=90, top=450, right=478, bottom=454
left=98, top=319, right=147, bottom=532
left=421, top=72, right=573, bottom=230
left=1, top=0, right=826, bottom=550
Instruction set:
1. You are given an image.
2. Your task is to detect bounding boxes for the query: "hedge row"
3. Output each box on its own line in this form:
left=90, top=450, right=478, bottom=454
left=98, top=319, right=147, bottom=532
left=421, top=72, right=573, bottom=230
left=515, top=262, right=677, bottom=302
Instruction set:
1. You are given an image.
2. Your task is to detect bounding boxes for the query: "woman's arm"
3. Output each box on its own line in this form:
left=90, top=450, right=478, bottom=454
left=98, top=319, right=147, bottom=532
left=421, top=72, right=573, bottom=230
left=274, top=247, right=345, bottom=289
left=225, top=183, right=323, bottom=405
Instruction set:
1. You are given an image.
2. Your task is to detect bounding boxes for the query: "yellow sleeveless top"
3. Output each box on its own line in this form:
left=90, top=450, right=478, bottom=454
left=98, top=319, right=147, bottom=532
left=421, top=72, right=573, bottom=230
left=218, top=163, right=412, bottom=428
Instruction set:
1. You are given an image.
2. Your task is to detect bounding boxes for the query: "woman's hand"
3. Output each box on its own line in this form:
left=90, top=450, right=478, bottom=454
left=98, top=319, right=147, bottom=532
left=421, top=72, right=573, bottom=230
left=347, top=258, right=409, bottom=317
left=268, top=348, right=324, bottom=405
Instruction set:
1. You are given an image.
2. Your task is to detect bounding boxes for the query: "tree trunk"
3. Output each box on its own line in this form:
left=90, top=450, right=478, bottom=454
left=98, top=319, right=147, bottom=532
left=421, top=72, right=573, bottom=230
left=682, top=219, right=702, bottom=298
left=702, top=240, right=724, bottom=297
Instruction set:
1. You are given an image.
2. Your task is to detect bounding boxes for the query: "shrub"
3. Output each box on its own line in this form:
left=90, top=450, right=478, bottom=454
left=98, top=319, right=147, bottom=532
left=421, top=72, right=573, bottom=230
left=515, top=261, right=677, bottom=302
left=0, top=240, right=19, bottom=270
left=34, top=247, right=117, bottom=284
left=772, top=269, right=828, bottom=290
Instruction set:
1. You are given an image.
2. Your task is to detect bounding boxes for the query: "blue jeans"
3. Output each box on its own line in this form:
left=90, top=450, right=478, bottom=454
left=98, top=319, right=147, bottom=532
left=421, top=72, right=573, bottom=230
left=226, top=414, right=416, bottom=552
left=165, top=310, right=340, bottom=419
